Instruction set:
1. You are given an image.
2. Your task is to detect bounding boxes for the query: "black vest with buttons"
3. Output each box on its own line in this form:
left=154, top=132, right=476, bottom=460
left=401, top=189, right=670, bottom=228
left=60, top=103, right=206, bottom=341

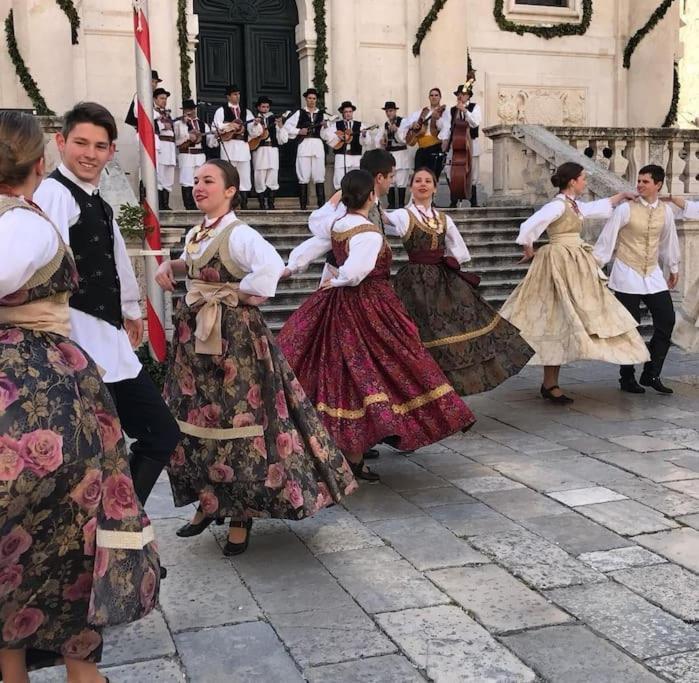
left=384, top=116, right=406, bottom=152
left=334, top=120, right=363, bottom=156
left=49, top=169, right=123, bottom=328
left=297, top=110, right=324, bottom=138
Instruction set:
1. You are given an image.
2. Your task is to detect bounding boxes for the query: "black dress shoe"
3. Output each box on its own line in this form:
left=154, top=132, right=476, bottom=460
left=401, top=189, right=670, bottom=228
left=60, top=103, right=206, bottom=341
left=619, top=378, right=646, bottom=394
left=223, top=519, right=252, bottom=556
left=349, top=459, right=380, bottom=482
left=639, top=375, right=674, bottom=394
left=363, top=448, right=380, bottom=460
left=159, top=566, right=168, bottom=579
left=540, top=384, right=574, bottom=404
left=176, top=508, right=225, bottom=537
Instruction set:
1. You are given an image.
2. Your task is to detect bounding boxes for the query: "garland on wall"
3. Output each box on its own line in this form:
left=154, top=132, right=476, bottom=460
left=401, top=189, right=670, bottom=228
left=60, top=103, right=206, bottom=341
left=661, top=61, right=679, bottom=127
left=177, top=0, right=193, bottom=99
left=493, top=0, right=592, bottom=39
left=312, top=0, right=328, bottom=106
left=4, top=10, right=54, bottom=115
left=412, top=0, right=448, bottom=56
left=55, top=0, right=80, bottom=45
left=623, top=0, right=677, bottom=68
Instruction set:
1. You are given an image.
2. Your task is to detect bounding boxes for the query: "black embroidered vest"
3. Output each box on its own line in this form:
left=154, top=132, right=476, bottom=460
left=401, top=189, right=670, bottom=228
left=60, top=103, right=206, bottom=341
left=222, top=105, right=247, bottom=140
left=259, top=114, right=279, bottom=147
left=334, top=121, right=362, bottom=156
left=49, top=170, right=123, bottom=328
left=384, top=116, right=406, bottom=152
left=297, top=110, right=324, bottom=138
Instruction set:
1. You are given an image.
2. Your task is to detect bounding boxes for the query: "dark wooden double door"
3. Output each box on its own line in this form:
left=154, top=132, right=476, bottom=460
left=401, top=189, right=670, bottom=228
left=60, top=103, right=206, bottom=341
left=194, top=0, right=301, bottom=196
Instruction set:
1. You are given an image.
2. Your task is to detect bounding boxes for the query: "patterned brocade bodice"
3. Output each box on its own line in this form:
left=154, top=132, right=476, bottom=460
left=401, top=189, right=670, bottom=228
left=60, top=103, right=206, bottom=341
left=547, top=200, right=583, bottom=238
left=331, top=224, right=392, bottom=279
left=184, top=222, right=247, bottom=284
left=403, top=211, right=448, bottom=254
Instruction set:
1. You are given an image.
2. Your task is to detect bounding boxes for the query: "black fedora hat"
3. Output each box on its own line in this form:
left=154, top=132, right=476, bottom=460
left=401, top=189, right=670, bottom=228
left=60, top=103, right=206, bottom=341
left=338, top=100, right=357, bottom=112
left=153, top=87, right=171, bottom=98
left=256, top=96, right=273, bottom=107
left=151, top=70, right=162, bottom=82
left=303, top=88, right=318, bottom=98
left=453, top=84, right=473, bottom=96
left=181, top=99, right=198, bottom=110
left=381, top=101, right=399, bottom=110
left=225, top=84, right=241, bottom=95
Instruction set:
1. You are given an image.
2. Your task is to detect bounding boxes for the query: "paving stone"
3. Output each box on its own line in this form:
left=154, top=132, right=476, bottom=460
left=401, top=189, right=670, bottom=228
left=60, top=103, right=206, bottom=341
left=634, top=527, right=699, bottom=572
left=159, top=556, right=260, bottom=631
left=376, top=605, right=535, bottom=682
left=665, top=450, right=699, bottom=473
left=501, top=624, right=663, bottom=683
left=610, top=479, right=699, bottom=516
left=576, top=500, right=679, bottom=535
left=402, top=485, right=476, bottom=508
left=320, top=546, right=449, bottom=614
left=646, top=427, right=699, bottom=450
left=559, top=456, right=641, bottom=485
left=101, top=610, right=176, bottom=667
left=428, top=564, right=572, bottom=633
left=520, top=512, right=634, bottom=555
left=428, top=502, right=521, bottom=536
left=175, top=621, right=303, bottom=682
left=144, top=481, right=189, bottom=520
left=578, top=546, right=666, bottom=572
left=451, top=475, right=525, bottom=494
left=469, top=528, right=605, bottom=589
left=153, top=517, right=227, bottom=569
left=594, top=450, right=699, bottom=482
left=548, top=486, right=628, bottom=507
left=474, top=487, right=569, bottom=520
left=612, top=563, right=699, bottom=621
left=557, top=435, right=631, bottom=455
left=371, top=457, right=446, bottom=491
left=677, top=513, right=699, bottom=529
left=305, top=655, right=425, bottom=682
left=342, top=482, right=423, bottom=522
left=546, top=582, right=699, bottom=659
left=664, top=478, right=699, bottom=498
left=291, top=505, right=384, bottom=555
left=369, top=515, right=487, bottom=571
left=646, top=651, right=699, bottom=682
left=552, top=414, right=670, bottom=438
left=607, top=435, right=686, bottom=452
left=31, top=660, right=187, bottom=683
left=489, top=460, right=592, bottom=492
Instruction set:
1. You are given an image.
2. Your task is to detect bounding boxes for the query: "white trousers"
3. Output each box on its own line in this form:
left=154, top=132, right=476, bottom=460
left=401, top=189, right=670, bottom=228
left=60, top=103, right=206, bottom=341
left=296, top=155, right=326, bottom=184
left=471, top=155, right=480, bottom=184
left=389, top=149, right=412, bottom=188
left=157, top=164, right=175, bottom=192
left=177, top=154, right=206, bottom=187
left=332, top=154, right=362, bottom=190
left=229, top=159, right=252, bottom=191
left=254, top=168, right=279, bottom=193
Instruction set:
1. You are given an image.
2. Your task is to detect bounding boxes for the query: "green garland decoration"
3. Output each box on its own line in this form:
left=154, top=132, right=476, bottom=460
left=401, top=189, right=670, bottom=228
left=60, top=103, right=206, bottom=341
left=55, top=0, right=80, bottom=44
left=4, top=10, right=54, bottom=115
left=312, top=0, right=328, bottom=107
left=177, top=0, right=193, bottom=100
left=493, top=0, right=592, bottom=39
left=661, top=61, right=679, bottom=127
left=623, top=0, right=677, bottom=68
left=412, top=0, right=448, bottom=56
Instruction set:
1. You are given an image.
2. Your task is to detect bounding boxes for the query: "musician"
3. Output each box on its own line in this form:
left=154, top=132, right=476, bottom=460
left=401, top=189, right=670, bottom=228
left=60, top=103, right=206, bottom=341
left=249, top=96, right=289, bottom=210
left=284, top=88, right=328, bottom=210
left=125, top=69, right=161, bottom=129
left=212, top=84, right=255, bottom=209
left=174, top=99, right=211, bottom=210
left=401, top=87, right=451, bottom=179
left=153, top=87, right=176, bottom=210
left=322, top=100, right=370, bottom=190
left=375, top=101, right=410, bottom=208
left=446, top=83, right=476, bottom=208
left=449, top=82, right=481, bottom=207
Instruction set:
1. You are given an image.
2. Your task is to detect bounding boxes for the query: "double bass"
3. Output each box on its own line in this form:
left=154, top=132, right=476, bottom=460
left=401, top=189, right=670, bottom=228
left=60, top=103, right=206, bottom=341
left=448, top=77, right=476, bottom=203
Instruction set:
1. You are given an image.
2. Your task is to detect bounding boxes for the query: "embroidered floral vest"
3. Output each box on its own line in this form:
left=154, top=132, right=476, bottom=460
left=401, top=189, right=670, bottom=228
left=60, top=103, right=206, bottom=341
left=330, top=224, right=392, bottom=280
left=185, top=221, right=247, bottom=284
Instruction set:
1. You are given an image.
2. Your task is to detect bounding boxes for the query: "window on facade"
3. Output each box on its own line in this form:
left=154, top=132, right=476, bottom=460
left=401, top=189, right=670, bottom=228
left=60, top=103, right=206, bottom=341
left=514, top=0, right=569, bottom=6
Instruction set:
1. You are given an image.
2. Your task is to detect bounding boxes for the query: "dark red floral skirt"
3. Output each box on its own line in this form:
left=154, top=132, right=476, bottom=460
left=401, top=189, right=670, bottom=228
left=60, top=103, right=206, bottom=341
left=277, top=277, right=476, bottom=457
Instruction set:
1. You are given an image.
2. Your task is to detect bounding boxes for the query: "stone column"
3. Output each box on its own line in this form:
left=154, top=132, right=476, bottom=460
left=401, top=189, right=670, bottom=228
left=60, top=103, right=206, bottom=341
left=329, top=0, right=358, bottom=107
left=677, top=218, right=699, bottom=305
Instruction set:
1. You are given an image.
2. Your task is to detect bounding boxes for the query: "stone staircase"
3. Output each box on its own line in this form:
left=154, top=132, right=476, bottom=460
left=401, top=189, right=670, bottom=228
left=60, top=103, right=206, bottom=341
left=161, top=206, right=534, bottom=331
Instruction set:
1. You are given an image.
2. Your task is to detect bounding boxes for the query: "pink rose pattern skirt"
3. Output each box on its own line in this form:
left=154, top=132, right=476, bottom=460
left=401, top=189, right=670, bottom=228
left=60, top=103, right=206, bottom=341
left=164, top=302, right=357, bottom=520
left=0, top=327, right=160, bottom=671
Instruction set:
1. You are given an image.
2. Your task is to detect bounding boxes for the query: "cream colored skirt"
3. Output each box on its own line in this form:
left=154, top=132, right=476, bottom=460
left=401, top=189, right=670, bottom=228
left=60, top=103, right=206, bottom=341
left=500, top=240, right=650, bottom=366
left=673, top=276, right=699, bottom=352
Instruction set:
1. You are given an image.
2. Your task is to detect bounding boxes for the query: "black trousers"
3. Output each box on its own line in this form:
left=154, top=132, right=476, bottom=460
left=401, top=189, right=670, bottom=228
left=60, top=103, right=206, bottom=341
left=107, top=368, right=181, bottom=466
left=415, top=143, right=445, bottom=179
left=616, top=290, right=675, bottom=379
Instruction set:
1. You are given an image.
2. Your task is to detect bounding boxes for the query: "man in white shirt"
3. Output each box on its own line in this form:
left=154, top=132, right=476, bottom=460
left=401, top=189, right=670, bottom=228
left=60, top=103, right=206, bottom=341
left=594, top=164, right=680, bottom=394
left=447, top=82, right=481, bottom=207
left=175, top=99, right=211, bottom=210
left=153, top=87, right=176, bottom=210
left=322, top=100, right=370, bottom=190
left=35, top=102, right=181, bottom=517
left=376, top=101, right=410, bottom=208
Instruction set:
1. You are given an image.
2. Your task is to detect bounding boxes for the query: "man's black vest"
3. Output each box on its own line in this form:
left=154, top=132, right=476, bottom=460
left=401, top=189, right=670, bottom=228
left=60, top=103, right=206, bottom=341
left=222, top=105, right=248, bottom=140
left=258, top=114, right=279, bottom=147
left=384, top=116, right=406, bottom=152
left=297, top=110, right=324, bottom=138
left=49, top=170, right=123, bottom=328
left=334, top=120, right=362, bottom=156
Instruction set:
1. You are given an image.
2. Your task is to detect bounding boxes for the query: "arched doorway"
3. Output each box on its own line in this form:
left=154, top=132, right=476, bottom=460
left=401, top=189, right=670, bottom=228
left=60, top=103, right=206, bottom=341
left=194, top=0, right=301, bottom=196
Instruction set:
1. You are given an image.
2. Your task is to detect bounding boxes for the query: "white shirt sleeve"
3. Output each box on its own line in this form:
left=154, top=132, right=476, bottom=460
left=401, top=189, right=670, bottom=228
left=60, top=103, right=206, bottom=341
left=283, top=110, right=301, bottom=138
left=659, top=204, right=680, bottom=274
left=445, top=215, right=471, bottom=263
left=113, top=222, right=142, bottom=320
left=383, top=209, right=410, bottom=237
left=33, top=179, right=78, bottom=243
left=330, top=232, right=384, bottom=287
left=683, top=200, right=699, bottom=220
left=399, top=112, right=417, bottom=137
left=228, top=225, right=285, bottom=298
left=287, top=235, right=332, bottom=274
left=593, top=202, right=630, bottom=267
left=464, top=103, right=481, bottom=129
left=212, top=107, right=225, bottom=130
left=0, top=209, right=59, bottom=298
left=205, top=122, right=219, bottom=149
left=174, top=120, right=188, bottom=146
left=437, top=108, right=452, bottom=141
left=373, top=127, right=384, bottom=150
left=579, top=197, right=614, bottom=220
left=247, top=119, right=263, bottom=138
left=309, top=201, right=345, bottom=238
left=321, top=124, right=339, bottom=146
left=276, top=122, right=289, bottom=145
left=516, top=200, right=566, bottom=246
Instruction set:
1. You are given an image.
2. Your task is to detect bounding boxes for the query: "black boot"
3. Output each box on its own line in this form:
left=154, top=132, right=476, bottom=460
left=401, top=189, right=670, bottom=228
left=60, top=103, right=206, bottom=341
left=181, top=186, right=196, bottom=210
left=158, top=189, right=167, bottom=211
left=449, top=194, right=459, bottom=209
left=398, top=188, right=406, bottom=208
left=470, top=186, right=478, bottom=207
left=267, top=189, right=275, bottom=210
left=239, top=191, right=248, bottom=210
left=258, top=190, right=267, bottom=210
left=162, top=189, right=172, bottom=211
left=315, top=183, right=326, bottom=208
left=130, top=455, right=165, bottom=506
left=387, top=187, right=397, bottom=210
left=299, top=184, right=309, bottom=210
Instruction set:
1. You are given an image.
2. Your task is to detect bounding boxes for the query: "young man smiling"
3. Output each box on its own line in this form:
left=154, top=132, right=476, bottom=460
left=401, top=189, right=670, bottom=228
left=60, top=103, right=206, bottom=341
left=594, top=164, right=680, bottom=394
left=35, top=102, right=180, bottom=517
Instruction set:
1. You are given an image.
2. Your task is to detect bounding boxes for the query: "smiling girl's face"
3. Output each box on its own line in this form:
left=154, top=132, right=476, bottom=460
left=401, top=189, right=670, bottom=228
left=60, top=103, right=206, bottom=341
left=193, top=163, right=237, bottom=217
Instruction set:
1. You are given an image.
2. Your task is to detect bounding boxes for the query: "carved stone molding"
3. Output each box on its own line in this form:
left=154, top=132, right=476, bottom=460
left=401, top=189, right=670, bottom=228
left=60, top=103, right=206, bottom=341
left=496, top=86, right=586, bottom=126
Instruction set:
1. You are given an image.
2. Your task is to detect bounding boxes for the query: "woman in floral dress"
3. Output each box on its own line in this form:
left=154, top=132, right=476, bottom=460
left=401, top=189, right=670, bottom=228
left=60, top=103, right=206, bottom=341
left=0, top=112, right=159, bottom=682
left=155, top=160, right=356, bottom=556
left=386, top=168, right=534, bottom=395
left=277, top=170, right=476, bottom=481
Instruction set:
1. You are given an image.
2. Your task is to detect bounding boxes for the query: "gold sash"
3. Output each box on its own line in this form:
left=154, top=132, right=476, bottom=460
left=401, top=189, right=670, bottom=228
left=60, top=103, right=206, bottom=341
left=0, top=293, right=70, bottom=337
left=185, top=280, right=240, bottom=355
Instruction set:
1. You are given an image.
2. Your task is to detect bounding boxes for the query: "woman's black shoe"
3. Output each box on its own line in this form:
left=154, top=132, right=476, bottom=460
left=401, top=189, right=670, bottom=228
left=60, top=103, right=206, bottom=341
left=223, top=519, right=253, bottom=556
left=349, top=459, right=380, bottom=482
left=176, top=507, right=225, bottom=537
left=540, top=384, right=574, bottom=404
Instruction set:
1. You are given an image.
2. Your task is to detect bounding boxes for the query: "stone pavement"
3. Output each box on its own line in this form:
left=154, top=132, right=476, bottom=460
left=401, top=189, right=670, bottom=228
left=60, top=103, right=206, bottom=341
left=34, top=349, right=699, bottom=682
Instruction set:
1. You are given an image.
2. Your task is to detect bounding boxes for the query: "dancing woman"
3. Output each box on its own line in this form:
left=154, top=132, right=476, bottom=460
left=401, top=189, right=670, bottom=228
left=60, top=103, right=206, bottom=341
left=386, top=168, right=534, bottom=395
left=0, top=112, right=159, bottom=682
left=499, top=162, right=649, bottom=403
left=155, top=160, right=356, bottom=557
left=277, top=170, right=476, bottom=481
